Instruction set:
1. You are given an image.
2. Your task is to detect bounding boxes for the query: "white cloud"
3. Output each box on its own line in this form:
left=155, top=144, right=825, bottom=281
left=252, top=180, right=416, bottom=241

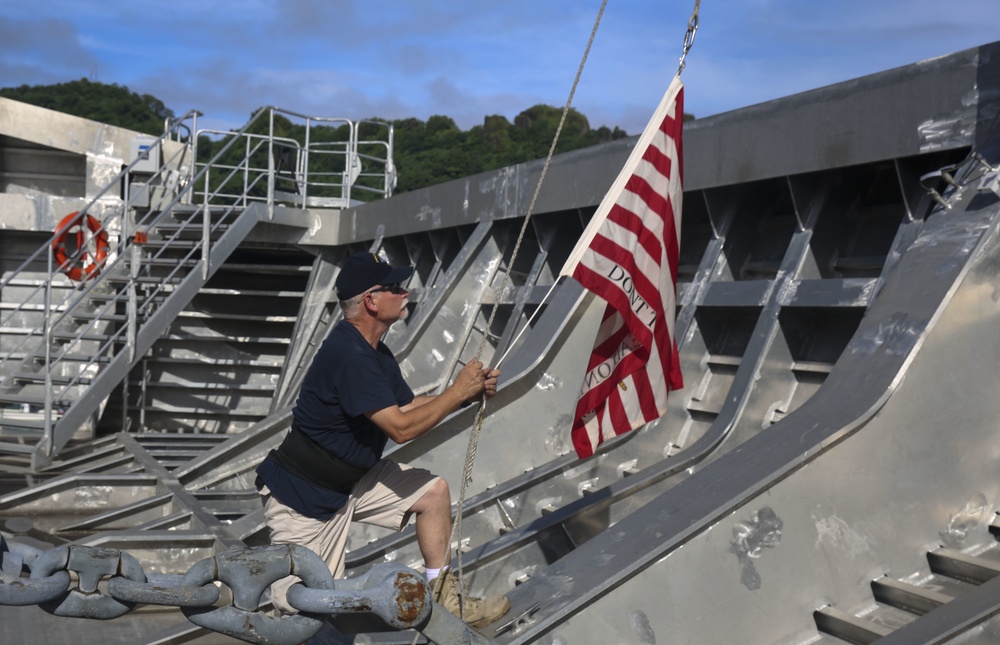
left=2, top=0, right=999, bottom=138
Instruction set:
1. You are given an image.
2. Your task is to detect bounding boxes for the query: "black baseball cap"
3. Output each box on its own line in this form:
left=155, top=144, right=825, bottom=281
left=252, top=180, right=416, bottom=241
left=335, top=252, right=414, bottom=300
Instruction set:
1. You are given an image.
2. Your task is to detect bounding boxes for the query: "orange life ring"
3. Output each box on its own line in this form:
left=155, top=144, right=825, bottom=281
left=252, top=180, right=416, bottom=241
left=52, top=211, right=109, bottom=281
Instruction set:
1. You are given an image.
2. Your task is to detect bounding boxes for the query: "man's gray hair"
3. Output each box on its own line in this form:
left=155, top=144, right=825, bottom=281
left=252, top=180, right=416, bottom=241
left=340, top=293, right=365, bottom=318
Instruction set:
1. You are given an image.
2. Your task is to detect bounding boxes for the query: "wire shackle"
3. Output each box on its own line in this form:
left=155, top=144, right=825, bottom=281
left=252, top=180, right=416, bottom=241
left=678, top=0, right=701, bottom=75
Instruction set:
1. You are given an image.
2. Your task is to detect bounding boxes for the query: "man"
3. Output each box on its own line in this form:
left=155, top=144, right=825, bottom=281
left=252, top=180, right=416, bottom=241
left=256, top=251, right=510, bottom=629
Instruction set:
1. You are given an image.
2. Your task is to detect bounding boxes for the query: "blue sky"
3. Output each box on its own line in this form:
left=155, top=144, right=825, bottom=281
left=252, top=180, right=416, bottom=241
left=2, top=1, right=999, bottom=135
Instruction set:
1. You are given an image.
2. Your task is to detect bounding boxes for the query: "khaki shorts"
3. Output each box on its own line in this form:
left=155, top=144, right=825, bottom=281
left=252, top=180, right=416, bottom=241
left=261, top=459, right=439, bottom=614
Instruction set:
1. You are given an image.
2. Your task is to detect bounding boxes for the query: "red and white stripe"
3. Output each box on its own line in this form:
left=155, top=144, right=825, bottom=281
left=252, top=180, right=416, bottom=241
left=560, top=75, right=685, bottom=458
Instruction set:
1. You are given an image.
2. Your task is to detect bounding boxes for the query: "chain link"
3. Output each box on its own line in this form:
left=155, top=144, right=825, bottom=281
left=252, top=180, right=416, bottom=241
left=107, top=571, right=221, bottom=607
left=0, top=533, right=69, bottom=606
left=29, top=544, right=144, bottom=619
left=287, top=562, right=431, bottom=630
left=181, top=544, right=334, bottom=645
left=0, top=536, right=437, bottom=645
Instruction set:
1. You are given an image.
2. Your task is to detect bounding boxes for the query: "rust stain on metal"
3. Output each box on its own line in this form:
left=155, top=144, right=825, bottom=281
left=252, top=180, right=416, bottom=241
left=394, top=572, right=427, bottom=624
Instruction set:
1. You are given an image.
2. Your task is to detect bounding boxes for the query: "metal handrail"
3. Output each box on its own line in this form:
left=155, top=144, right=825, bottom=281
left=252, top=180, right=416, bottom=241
left=194, top=109, right=394, bottom=207
left=356, top=118, right=396, bottom=198
left=0, top=112, right=201, bottom=381
left=0, top=106, right=395, bottom=464
left=32, top=107, right=274, bottom=457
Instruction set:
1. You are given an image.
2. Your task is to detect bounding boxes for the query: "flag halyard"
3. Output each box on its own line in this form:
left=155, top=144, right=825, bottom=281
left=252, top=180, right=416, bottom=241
left=561, top=76, right=685, bottom=458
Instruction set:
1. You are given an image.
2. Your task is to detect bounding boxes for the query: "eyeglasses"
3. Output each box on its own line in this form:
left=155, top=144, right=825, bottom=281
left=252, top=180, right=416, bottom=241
left=368, top=283, right=406, bottom=295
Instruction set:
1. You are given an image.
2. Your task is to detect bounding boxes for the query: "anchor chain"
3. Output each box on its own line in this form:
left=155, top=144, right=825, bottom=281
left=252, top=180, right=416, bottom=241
left=0, top=533, right=433, bottom=645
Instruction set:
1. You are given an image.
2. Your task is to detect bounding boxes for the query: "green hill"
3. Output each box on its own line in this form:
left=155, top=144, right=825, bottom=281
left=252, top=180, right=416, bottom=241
left=0, top=78, right=654, bottom=197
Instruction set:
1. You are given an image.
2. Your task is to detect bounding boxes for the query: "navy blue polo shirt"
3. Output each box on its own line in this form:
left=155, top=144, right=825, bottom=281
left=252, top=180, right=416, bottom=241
left=256, top=320, right=414, bottom=519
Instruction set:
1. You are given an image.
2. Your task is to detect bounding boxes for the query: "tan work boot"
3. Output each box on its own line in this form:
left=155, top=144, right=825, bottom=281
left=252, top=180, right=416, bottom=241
left=431, top=570, right=510, bottom=628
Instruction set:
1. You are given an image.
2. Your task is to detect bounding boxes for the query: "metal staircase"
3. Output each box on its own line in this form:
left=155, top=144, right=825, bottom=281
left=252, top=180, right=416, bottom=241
left=0, top=107, right=396, bottom=470
left=100, top=245, right=316, bottom=436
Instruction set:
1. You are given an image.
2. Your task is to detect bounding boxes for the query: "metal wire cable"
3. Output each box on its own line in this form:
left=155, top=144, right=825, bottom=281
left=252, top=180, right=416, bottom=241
left=432, top=0, right=703, bottom=627
left=433, top=0, right=609, bottom=626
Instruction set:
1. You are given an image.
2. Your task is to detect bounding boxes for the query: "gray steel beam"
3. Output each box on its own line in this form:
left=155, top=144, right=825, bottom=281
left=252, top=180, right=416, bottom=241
left=488, top=162, right=1000, bottom=643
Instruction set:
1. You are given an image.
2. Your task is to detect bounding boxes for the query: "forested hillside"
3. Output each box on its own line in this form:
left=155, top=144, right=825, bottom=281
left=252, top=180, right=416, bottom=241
left=0, top=78, right=675, bottom=197
left=0, top=79, right=173, bottom=137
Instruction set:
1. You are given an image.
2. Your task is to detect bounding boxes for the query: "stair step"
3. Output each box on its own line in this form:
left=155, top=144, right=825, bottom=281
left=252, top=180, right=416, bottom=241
left=154, top=203, right=202, bottom=216
left=118, top=259, right=310, bottom=277
left=0, top=441, right=39, bottom=455
left=0, top=302, right=67, bottom=313
left=44, top=443, right=129, bottom=475
left=143, top=449, right=205, bottom=460
left=140, top=239, right=224, bottom=251
left=196, top=494, right=262, bottom=508
left=160, top=330, right=291, bottom=344
left=153, top=222, right=232, bottom=237
left=71, top=311, right=129, bottom=323
left=134, top=274, right=187, bottom=287
left=103, top=273, right=185, bottom=285
left=133, top=511, right=192, bottom=531
left=0, top=416, right=48, bottom=432
left=133, top=257, right=199, bottom=270
left=198, top=287, right=306, bottom=298
left=12, top=372, right=91, bottom=386
left=161, top=206, right=241, bottom=220
left=871, top=576, right=954, bottom=614
left=57, top=491, right=173, bottom=531
left=127, top=404, right=266, bottom=418
left=51, top=330, right=117, bottom=342
left=813, top=605, right=892, bottom=644
left=0, top=327, right=42, bottom=336
left=137, top=356, right=282, bottom=368
left=0, top=392, right=72, bottom=407
left=175, top=310, right=296, bottom=323
left=2, top=277, right=76, bottom=289
left=130, top=381, right=276, bottom=393
left=32, top=351, right=112, bottom=364
left=87, top=292, right=168, bottom=305
left=928, top=547, right=1000, bottom=584
left=213, top=263, right=312, bottom=275
left=136, top=439, right=229, bottom=451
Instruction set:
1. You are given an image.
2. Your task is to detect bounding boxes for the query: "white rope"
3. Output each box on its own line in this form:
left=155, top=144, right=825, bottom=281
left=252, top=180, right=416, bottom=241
left=429, top=0, right=703, bottom=626
left=434, top=0, right=609, bottom=624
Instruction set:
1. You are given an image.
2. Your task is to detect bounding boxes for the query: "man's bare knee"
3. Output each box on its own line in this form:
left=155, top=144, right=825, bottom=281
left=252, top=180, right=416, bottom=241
left=411, top=478, right=450, bottom=514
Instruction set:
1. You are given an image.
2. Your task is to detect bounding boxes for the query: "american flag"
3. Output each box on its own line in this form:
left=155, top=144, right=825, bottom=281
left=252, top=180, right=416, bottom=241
left=559, top=75, right=685, bottom=458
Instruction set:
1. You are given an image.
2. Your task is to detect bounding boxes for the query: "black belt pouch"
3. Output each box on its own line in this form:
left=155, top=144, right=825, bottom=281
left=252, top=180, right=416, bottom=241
left=269, top=428, right=369, bottom=493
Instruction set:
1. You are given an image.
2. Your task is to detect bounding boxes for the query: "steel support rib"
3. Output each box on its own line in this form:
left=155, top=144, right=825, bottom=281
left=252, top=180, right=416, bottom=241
left=489, top=179, right=1000, bottom=643
left=873, top=574, right=1000, bottom=645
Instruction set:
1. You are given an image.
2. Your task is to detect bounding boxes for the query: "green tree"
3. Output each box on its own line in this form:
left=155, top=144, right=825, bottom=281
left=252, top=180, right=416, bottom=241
left=1, top=79, right=698, bottom=198
left=0, top=78, right=173, bottom=135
